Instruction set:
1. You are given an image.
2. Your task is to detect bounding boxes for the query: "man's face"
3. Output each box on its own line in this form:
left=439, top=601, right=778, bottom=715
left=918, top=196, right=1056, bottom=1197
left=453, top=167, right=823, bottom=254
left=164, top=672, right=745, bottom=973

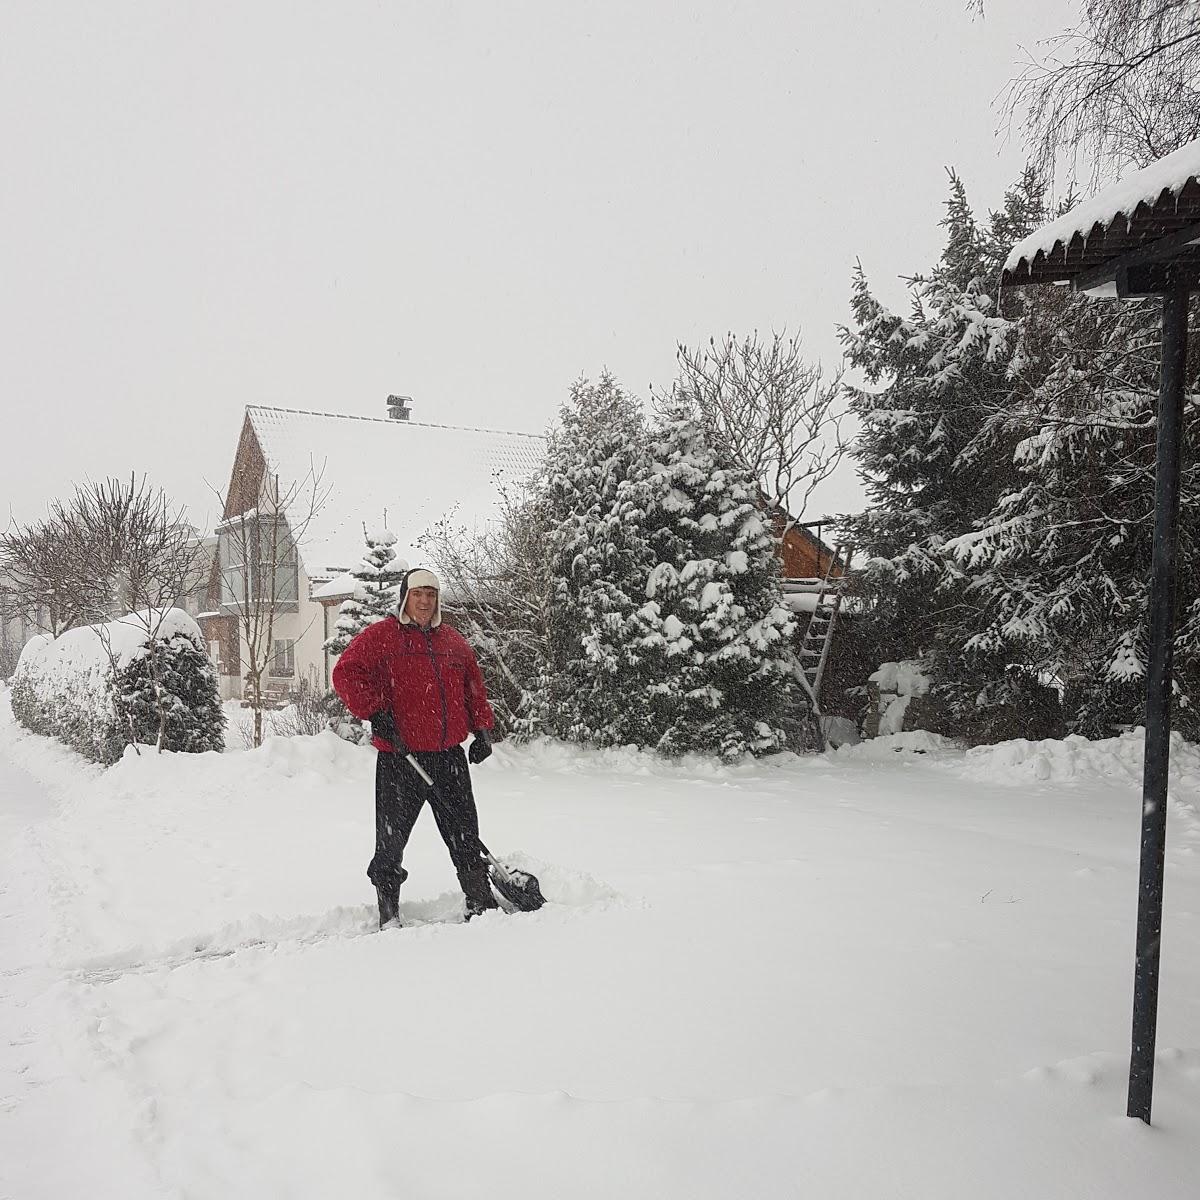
left=405, top=585, right=438, bottom=625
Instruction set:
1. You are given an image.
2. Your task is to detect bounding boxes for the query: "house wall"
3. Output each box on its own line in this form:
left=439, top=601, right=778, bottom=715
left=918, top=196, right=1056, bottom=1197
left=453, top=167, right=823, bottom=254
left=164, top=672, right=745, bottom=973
left=204, top=564, right=334, bottom=703
left=777, top=521, right=840, bottom=581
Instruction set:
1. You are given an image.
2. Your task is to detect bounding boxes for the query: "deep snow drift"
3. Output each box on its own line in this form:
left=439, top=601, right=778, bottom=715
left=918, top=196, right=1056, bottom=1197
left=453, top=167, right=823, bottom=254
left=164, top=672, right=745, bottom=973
left=3, top=694, right=1200, bottom=1198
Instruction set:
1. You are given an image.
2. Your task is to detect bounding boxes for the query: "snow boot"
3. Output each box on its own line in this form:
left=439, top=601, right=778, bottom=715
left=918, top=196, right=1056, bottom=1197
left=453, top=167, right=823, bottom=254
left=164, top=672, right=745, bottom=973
left=463, top=893, right=499, bottom=922
left=376, top=885, right=401, bottom=929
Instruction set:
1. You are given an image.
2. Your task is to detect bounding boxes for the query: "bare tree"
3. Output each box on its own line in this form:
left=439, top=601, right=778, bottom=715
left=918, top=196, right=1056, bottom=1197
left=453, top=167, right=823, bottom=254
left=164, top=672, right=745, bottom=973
left=419, top=483, right=554, bottom=732
left=664, top=330, right=848, bottom=534
left=1, top=476, right=208, bottom=637
left=999, top=0, right=1200, bottom=181
left=0, top=513, right=84, bottom=637
left=3, top=476, right=216, bottom=748
left=210, top=463, right=328, bottom=748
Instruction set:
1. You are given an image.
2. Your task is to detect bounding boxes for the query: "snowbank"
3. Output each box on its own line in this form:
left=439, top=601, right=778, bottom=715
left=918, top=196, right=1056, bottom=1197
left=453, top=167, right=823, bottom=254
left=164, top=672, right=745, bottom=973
left=963, top=728, right=1200, bottom=790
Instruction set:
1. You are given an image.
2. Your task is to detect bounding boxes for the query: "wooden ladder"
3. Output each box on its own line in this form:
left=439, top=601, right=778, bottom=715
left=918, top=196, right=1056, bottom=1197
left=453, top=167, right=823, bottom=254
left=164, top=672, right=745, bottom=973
left=793, top=541, right=854, bottom=721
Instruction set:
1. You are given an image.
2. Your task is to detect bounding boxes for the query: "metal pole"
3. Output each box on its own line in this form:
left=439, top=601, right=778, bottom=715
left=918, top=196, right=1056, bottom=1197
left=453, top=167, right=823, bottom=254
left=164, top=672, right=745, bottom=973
left=1127, top=276, right=1189, bottom=1124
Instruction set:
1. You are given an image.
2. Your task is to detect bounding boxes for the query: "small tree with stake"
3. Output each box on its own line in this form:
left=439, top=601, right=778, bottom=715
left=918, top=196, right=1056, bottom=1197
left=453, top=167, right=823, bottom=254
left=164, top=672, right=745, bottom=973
left=325, top=526, right=407, bottom=657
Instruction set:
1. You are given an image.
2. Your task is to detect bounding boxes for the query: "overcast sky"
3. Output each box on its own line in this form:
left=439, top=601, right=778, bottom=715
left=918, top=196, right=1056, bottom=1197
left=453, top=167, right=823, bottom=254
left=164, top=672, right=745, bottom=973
left=2, top=1, right=1077, bottom=530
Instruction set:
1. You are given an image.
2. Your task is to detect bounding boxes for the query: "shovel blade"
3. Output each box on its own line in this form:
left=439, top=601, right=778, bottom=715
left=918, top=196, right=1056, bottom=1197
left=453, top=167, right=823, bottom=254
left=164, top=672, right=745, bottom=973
left=487, top=861, right=546, bottom=912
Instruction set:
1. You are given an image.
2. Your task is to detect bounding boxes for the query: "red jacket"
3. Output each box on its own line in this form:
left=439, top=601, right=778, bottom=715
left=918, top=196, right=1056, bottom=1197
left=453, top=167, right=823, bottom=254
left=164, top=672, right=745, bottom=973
left=332, top=617, right=494, bottom=752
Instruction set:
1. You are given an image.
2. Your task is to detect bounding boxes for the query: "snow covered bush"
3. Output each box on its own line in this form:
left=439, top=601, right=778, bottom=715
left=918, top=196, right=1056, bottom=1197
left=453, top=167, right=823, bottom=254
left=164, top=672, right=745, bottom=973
left=10, top=609, right=224, bottom=763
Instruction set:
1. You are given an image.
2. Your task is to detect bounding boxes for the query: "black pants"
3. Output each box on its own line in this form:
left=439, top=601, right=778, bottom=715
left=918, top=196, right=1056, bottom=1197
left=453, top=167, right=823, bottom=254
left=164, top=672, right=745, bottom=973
left=369, top=747, right=495, bottom=911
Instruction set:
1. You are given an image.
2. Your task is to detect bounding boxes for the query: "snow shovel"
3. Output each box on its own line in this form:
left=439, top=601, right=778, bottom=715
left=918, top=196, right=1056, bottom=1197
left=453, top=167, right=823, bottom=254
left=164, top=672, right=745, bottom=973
left=404, top=753, right=546, bottom=913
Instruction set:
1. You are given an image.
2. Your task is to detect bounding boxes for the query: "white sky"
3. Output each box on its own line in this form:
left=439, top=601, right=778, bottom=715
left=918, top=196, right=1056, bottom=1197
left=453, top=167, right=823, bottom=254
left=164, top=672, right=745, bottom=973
left=1, top=1, right=1075, bottom=531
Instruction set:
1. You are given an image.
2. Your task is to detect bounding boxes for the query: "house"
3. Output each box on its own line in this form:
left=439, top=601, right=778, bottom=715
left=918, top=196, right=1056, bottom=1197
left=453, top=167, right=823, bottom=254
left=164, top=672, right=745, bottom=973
left=199, top=398, right=545, bottom=701
left=770, top=512, right=842, bottom=582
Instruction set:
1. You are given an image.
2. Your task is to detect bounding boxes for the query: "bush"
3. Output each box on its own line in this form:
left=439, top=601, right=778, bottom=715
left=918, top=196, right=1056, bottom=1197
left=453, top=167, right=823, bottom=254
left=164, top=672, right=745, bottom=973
left=10, top=609, right=225, bottom=763
left=267, top=671, right=370, bottom=744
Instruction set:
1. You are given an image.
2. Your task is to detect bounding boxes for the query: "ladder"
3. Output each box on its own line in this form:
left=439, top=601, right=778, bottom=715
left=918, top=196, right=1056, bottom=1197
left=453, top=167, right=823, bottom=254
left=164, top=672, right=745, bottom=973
left=790, top=541, right=854, bottom=721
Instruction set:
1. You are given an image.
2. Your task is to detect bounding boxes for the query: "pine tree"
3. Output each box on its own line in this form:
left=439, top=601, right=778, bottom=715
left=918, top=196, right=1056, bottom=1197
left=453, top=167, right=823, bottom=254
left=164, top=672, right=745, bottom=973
left=325, top=527, right=407, bottom=656
left=643, top=395, right=801, bottom=759
left=519, top=372, right=665, bottom=747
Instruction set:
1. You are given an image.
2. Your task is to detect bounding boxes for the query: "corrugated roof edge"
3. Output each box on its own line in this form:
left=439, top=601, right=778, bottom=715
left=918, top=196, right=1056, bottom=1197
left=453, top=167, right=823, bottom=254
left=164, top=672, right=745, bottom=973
left=1003, top=136, right=1200, bottom=275
left=246, top=404, right=546, bottom=443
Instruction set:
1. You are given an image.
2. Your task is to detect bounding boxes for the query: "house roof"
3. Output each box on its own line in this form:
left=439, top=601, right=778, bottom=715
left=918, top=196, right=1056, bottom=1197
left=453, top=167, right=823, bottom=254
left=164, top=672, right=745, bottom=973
left=244, top=406, right=545, bottom=580
left=1003, top=137, right=1200, bottom=289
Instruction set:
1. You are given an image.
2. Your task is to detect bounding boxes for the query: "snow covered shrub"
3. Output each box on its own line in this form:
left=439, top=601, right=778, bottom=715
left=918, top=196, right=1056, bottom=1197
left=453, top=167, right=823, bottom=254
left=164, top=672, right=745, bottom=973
left=10, top=609, right=224, bottom=763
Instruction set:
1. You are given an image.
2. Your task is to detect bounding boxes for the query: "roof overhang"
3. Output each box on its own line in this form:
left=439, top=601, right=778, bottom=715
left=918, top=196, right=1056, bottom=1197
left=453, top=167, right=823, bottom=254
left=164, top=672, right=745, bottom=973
left=1002, top=137, right=1200, bottom=297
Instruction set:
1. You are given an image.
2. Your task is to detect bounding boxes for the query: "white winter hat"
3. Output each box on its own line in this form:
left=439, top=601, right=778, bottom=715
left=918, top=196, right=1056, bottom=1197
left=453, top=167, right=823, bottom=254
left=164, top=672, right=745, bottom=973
left=397, top=567, right=442, bottom=627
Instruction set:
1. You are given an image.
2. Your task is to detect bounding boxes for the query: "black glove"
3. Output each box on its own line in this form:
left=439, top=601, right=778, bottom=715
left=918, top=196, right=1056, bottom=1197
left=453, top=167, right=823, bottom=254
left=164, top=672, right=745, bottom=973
left=370, top=711, right=404, bottom=751
left=468, top=729, right=493, bottom=764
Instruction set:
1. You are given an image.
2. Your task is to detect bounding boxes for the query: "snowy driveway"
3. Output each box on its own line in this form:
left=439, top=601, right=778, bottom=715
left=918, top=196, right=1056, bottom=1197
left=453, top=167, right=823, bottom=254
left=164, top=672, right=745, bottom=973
left=3, top=707, right=1200, bottom=1198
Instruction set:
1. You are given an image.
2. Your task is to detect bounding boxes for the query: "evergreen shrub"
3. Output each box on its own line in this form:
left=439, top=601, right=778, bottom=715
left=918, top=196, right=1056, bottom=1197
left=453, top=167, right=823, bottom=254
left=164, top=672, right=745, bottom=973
left=11, top=609, right=225, bottom=763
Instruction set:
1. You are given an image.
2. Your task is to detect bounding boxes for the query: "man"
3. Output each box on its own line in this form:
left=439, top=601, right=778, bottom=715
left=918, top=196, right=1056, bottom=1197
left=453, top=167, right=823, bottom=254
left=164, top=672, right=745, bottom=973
left=332, top=567, right=498, bottom=928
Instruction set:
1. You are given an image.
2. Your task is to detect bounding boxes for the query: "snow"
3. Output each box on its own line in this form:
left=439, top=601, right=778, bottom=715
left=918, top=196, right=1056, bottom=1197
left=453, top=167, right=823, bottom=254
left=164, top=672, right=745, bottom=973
left=868, top=660, right=932, bottom=736
left=14, top=632, right=53, bottom=671
left=871, top=659, right=931, bottom=698
left=309, top=571, right=359, bottom=600
left=1005, top=136, right=1200, bottom=273
left=245, top=406, right=544, bottom=579
left=12, top=608, right=206, bottom=710
left=5, top=690, right=1200, bottom=1197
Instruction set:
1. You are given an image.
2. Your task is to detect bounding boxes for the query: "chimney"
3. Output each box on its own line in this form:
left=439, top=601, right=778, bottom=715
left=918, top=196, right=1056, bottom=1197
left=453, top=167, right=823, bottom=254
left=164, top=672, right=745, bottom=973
left=386, top=394, right=412, bottom=421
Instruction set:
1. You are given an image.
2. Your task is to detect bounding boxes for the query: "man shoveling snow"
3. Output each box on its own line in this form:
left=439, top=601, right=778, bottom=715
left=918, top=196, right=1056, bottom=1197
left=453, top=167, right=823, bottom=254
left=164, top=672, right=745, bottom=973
left=332, top=567, right=499, bottom=928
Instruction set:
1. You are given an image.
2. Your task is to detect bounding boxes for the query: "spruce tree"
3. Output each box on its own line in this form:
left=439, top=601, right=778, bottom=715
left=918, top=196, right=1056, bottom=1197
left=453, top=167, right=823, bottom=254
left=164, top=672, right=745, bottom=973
left=839, top=169, right=1061, bottom=741
left=947, top=281, right=1200, bottom=740
left=325, top=527, right=407, bottom=656
left=644, top=394, right=801, bottom=759
left=520, top=372, right=664, bottom=747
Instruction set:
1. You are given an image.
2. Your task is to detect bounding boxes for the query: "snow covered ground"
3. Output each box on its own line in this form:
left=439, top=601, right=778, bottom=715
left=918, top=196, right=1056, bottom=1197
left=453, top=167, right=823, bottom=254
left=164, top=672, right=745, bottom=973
left=4, top=693, right=1200, bottom=1198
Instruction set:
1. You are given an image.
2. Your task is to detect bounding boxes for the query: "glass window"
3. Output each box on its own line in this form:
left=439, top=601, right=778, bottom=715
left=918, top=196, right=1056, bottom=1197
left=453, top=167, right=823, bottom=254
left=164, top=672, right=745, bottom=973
left=270, top=638, right=295, bottom=678
left=219, top=518, right=297, bottom=608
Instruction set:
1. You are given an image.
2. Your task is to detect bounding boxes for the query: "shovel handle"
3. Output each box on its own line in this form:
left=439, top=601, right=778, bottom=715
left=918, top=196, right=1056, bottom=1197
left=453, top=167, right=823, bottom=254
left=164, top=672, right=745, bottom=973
left=405, top=753, right=435, bottom=787
left=405, top=753, right=512, bottom=881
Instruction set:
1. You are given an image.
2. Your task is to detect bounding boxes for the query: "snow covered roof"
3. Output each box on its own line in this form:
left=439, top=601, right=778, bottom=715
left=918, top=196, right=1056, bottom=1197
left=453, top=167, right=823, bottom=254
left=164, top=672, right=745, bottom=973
left=309, top=571, right=359, bottom=601
left=244, top=407, right=544, bottom=581
left=1003, top=138, right=1200, bottom=287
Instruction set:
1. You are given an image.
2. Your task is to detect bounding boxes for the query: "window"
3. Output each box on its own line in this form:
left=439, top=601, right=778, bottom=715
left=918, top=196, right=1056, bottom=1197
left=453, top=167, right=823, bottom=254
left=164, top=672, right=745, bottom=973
left=270, top=638, right=296, bottom=678
left=217, top=516, right=299, bottom=610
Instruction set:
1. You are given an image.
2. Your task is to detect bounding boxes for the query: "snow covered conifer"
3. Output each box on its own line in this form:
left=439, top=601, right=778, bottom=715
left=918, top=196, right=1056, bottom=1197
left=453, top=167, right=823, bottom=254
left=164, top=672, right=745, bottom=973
left=946, top=282, right=1200, bottom=741
left=119, top=631, right=226, bottom=755
left=644, top=394, right=801, bottom=759
left=839, top=169, right=1058, bottom=740
left=325, top=527, right=407, bottom=657
left=520, top=372, right=664, bottom=747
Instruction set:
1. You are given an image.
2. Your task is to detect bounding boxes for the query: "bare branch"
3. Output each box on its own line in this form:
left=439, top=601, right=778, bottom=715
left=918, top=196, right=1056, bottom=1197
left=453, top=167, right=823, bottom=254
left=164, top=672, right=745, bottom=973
left=1001, top=1, right=1200, bottom=183
left=661, top=330, right=850, bottom=534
